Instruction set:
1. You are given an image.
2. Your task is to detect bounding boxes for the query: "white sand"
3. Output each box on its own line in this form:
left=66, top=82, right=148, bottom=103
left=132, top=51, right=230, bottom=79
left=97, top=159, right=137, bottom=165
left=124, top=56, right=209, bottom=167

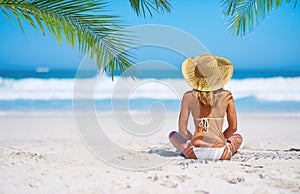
left=0, top=113, right=299, bottom=193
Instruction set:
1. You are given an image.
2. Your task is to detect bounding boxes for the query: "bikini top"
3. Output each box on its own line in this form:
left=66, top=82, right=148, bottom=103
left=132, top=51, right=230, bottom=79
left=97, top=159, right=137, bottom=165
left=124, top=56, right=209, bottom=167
left=193, top=117, right=224, bottom=133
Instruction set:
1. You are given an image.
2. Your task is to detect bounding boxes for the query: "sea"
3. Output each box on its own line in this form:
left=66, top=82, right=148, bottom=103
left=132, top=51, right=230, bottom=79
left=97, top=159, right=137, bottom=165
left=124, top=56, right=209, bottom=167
left=1, top=67, right=300, bottom=116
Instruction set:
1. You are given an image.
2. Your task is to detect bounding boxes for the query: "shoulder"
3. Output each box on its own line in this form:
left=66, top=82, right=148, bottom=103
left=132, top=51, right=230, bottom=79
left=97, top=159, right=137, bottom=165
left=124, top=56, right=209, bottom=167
left=223, top=90, right=233, bottom=97
left=222, top=90, right=235, bottom=103
left=182, top=91, right=194, bottom=100
left=181, top=90, right=194, bottom=105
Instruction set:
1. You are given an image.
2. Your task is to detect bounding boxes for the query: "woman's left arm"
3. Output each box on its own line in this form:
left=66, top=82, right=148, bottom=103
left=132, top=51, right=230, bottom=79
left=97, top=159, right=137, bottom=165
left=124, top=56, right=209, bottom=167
left=178, top=93, right=192, bottom=140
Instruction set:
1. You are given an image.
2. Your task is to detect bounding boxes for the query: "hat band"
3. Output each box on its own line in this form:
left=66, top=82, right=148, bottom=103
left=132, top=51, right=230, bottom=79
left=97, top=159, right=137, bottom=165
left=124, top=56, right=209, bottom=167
left=193, top=88, right=223, bottom=92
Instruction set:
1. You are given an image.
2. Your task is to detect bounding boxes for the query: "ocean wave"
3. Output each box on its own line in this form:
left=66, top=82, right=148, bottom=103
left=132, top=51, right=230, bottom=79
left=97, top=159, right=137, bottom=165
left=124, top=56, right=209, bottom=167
left=0, top=76, right=300, bottom=102
left=226, top=77, right=300, bottom=102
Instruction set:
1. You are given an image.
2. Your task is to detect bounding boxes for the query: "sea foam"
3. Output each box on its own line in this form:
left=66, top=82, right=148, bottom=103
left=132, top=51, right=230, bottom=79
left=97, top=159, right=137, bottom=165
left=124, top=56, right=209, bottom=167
left=0, top=76, right=300, bottom=102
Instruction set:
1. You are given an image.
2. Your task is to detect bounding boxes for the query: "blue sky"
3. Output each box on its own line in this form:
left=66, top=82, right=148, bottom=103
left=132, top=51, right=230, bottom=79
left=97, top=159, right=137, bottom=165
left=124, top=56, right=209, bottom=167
left=0, top=0, right=299, bottom=70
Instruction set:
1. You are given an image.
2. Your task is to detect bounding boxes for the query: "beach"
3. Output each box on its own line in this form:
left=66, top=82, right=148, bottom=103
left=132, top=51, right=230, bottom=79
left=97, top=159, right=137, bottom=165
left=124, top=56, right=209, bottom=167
left=0, top=112, right=299, bottom=194
left=1, top=0, right=300, bottom=193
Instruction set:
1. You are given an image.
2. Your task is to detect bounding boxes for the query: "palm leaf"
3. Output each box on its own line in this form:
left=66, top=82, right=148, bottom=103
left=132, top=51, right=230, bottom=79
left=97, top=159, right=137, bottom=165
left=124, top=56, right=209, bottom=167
left=0, top=0, right=134, bottom=79
left=220, top=0, right=298, bottom=36
left=129, top=0, right=172, bottom=18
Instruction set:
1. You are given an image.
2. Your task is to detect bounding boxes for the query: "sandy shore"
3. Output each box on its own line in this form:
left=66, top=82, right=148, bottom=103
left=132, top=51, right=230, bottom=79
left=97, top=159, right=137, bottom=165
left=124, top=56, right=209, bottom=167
left=0, top=112, right=299, bottom=193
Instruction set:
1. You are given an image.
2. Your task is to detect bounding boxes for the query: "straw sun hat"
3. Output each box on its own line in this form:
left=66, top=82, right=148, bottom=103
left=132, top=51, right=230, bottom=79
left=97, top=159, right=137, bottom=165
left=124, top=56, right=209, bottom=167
left=181, top=53, right=233, bottom=92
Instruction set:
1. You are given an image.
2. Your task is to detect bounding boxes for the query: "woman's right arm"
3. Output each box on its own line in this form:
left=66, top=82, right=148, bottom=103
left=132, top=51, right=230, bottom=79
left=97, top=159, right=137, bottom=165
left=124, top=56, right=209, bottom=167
left=223, top=91, right=237, bottom=139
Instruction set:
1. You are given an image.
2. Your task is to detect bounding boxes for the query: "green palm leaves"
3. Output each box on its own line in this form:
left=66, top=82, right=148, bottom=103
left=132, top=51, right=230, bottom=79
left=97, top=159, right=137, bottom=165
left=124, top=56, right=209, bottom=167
left=221, top=0, right=298, bottom=36
left=0, top=0, right=172, bottom=78
left=129, top=0, right=172, bottom=17
left=1, top=0, right=129, bottom=78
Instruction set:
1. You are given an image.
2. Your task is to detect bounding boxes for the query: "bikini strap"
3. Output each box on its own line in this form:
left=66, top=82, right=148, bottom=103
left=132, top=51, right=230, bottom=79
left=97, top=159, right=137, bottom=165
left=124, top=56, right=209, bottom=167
left=226, top=139, right=232, bottom=158
left=193, top=117, right=223, bottom=133
left=193, top=117, right=223, bottom=121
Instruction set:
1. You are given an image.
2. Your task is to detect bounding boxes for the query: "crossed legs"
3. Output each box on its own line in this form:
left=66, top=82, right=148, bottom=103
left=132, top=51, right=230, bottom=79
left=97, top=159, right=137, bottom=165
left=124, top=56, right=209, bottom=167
left=169, top=131, right=243, bottom=160
left=220, top=134, right=243, bottom=160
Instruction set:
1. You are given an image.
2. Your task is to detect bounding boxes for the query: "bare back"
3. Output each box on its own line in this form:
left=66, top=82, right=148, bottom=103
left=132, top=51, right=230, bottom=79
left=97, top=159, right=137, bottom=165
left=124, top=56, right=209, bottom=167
left=178, top=90, right=237, bottom=148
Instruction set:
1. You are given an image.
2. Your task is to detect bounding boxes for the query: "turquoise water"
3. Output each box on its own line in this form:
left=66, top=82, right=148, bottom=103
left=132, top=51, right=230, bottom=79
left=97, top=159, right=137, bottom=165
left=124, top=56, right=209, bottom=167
left=0, top=67, right=300, bottom=115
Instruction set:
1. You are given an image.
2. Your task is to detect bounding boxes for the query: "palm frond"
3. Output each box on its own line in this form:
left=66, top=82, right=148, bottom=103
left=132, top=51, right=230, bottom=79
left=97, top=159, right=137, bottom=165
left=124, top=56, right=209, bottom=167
left=0, top=0, right=134, bottom=79
left=129, top=0, right=172, bottom=18
left=220, top=0, right=298, bottom=36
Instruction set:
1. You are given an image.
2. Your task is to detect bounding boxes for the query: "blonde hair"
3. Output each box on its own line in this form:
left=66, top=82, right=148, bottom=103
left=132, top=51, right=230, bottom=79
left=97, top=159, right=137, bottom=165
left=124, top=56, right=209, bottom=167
left=193, top=89, right=223, bottom=106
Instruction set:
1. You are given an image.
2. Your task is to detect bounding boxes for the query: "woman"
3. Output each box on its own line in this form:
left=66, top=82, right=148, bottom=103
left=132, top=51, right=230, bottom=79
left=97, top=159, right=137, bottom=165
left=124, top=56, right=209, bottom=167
left=169, top=53, right=243, bottom=160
